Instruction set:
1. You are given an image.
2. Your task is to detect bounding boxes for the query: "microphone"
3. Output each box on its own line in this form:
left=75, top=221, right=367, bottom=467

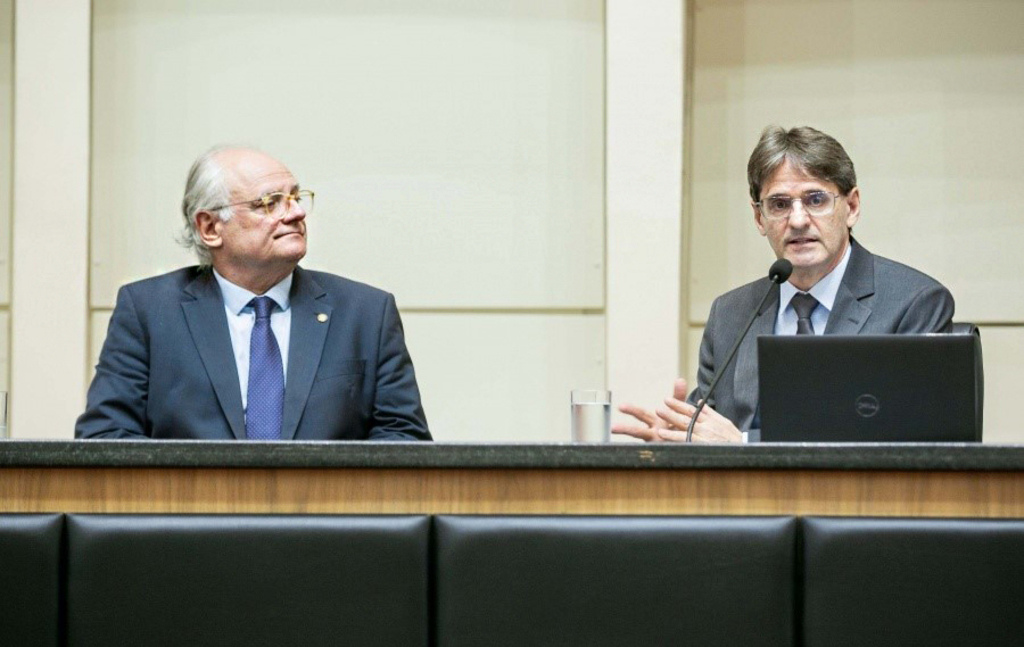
left=767, top=259, right=793, bottom=284
left=685, top=259, right=792, bottom=442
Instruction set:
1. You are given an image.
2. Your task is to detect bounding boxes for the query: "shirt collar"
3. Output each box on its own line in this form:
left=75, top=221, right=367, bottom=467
left=212, top=268, right=293, bottom=315
left=778, top=242, right=852, bottom=313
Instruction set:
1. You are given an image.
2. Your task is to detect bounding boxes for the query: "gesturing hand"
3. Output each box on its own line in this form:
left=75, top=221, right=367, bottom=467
left=612, top=378, right=742, bottom=443
left=611, top=378, right=689, bottom=442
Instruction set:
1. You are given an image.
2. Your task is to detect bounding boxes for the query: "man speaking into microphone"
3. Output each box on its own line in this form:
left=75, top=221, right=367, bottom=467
left=613, top=126, right=954, bottom=443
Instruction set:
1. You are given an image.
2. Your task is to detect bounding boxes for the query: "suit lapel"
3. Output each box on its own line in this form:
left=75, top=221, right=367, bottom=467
left=824, top=239, right=874, bottom=335
left=281, top=268, right=332, bottom=440
left=734, top=280, right=780, bottom=423
left=181, top=271, right=246, bottom=439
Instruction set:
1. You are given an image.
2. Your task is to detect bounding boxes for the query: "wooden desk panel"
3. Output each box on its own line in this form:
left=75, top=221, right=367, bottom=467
left=2, top=467, right=1020, bottom=517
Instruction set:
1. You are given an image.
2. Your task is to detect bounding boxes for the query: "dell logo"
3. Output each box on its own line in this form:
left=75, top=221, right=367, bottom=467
left=855, top=394, right=880, bottom=418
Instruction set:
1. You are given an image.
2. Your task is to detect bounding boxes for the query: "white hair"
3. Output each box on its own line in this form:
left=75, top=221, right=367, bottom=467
left=178, top=145, right=238, bottom=266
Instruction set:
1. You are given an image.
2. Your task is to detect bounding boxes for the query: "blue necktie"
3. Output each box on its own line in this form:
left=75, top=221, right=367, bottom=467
left=246, top=296, right=284, bottom=440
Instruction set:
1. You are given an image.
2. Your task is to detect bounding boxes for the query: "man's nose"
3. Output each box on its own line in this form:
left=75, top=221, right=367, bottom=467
left=787, top=201, right=811, bottom=227
left=280, top=198, right=306, bottom=222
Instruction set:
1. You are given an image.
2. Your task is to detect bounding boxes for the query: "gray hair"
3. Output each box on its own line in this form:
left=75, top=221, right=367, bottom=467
left=747, top=126, right=857, bottom=202
left=178, top=145, right=236, bottom=266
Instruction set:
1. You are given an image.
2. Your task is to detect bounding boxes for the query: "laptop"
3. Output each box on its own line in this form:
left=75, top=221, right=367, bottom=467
left=758, top=334, right=982, bottom=442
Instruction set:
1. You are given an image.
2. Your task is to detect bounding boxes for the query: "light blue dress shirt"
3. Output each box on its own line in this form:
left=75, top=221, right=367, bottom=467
left=774, top=243, right=852, bottom=335
left=212, top=269, right=293, bottom=411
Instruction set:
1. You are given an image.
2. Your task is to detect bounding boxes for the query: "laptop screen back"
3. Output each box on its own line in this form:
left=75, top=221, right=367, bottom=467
left=758, top=335, right=982, bottom=442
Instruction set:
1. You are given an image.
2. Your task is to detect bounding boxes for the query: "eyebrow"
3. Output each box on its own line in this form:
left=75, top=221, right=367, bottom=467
left=765, top=189, right=828, bottom=199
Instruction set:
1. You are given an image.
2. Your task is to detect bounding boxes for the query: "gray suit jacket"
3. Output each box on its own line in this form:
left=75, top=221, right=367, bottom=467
left=689, top=239, right=954, bottom=437
left=76, top=266, right=430, bottom=441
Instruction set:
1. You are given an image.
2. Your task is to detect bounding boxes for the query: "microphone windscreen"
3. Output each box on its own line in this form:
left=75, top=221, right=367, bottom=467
left=769, top=259, right=793, bottom=284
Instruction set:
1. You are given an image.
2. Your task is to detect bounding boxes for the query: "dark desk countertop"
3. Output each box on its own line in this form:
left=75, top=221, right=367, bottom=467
left=1, top=440, right=1022, bottom=471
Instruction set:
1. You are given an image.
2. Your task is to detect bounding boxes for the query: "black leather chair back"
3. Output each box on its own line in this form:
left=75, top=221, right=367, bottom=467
left=0, top=514, right=64, bottom=647
left=435, top=515, right=797, bottom=647
left=802, top=516, right=1024, bottom=647
left=66, top=514, right=430, bottom=647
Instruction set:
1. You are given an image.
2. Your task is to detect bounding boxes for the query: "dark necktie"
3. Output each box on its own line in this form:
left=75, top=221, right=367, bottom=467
left=791, top=292, right=819, bottom=335
left=246, top=296, right=284, bottom=440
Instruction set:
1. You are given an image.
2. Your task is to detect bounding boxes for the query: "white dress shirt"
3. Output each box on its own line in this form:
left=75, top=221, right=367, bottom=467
left=212, top=269, right=293, bottom=410
left=775, top=243, right=852, bottom=335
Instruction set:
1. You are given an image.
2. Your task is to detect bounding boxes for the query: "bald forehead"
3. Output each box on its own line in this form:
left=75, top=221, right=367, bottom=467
left=215, top=148, right=296, bottom=198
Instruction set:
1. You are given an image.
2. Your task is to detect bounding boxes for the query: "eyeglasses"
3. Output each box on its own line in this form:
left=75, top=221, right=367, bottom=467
left=208, top=189, right=315, bottom=219
left=755, top=191, right=841, bottom=220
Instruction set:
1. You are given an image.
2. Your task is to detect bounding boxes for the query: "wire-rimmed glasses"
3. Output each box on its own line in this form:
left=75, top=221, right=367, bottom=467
left=208, top=189, right=315, bottom=219
left=755, top=191, right=842, bottom=220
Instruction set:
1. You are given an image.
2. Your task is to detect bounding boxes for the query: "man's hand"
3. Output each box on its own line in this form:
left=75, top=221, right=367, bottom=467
left=611, top=379, right=690, bottom=442
left=611, top=378, right=742, bottom=443
left=654, top=395, right=742, bottom=443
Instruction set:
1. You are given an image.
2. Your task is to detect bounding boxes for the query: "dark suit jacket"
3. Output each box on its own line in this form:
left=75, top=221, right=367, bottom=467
left=689, top=239, right=954, bottom=437
left=76, top=266, right=430, bottom=440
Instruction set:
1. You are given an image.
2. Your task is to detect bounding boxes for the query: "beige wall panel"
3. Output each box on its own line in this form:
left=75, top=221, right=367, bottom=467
left=605, top=0, right=685, bottom=440
left=401, top=312, right=604, bottom=442
left=0, top=0, right=11, bottom=304
left=977, top=326, right=1024, bottom=444
left=612, top=325, right=703, bottom=437
left=93, top=309, right=605, bottom=443
left=90, top=0, right=604, bottom=310
left=0, top=311, right=8, bottom=393
left=11, top=0, right=90, bottom=438
left=615, top=325, right=705, bottom=416
left=689, top=0, right=1024, bottom=324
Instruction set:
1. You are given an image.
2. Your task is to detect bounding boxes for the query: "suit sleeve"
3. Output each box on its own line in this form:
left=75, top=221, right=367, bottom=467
left=75, top=286, right=152, bottom=439
left=368, top=294, right=431, bottom=441
left=895, top=283, right=955, bottom=334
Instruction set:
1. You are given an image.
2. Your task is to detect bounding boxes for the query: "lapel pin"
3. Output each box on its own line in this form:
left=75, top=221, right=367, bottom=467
left=317, top=313, right=328, bottom=323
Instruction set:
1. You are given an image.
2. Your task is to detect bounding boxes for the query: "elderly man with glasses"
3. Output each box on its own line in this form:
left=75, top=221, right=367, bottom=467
left=614, top=126, right=954, bottom=443
left=77, top=146, right=431, bottom=441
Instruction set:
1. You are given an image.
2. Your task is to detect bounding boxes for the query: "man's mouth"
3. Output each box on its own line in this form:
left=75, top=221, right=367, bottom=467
left=786, top=237, right=817, bottom=247
left=274, top=231, right=303, bottom=239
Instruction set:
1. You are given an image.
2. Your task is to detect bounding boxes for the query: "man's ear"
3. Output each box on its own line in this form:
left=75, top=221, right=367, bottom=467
left=195, top=211, right=224, bottom=250
left=844, top=186, right=861, bottom=229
